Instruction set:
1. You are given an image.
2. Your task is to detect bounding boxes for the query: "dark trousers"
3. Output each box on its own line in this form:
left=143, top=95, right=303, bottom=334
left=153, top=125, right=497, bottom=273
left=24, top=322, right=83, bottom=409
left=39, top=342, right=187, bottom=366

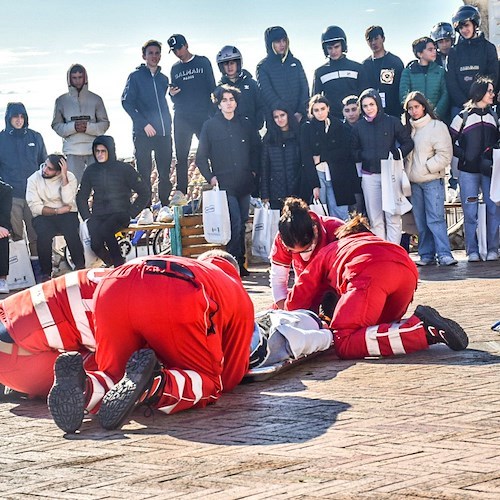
left=173, top=114, right=207, bottom=194
left=87, top=212, right=130, bottom=267
left=32, top=212, right=85, bottom=276
left=134, top=134, right=173, bottom=206
left=226, top=194, right=250, bottom=265
left=0, top=237, right=8, bottom=276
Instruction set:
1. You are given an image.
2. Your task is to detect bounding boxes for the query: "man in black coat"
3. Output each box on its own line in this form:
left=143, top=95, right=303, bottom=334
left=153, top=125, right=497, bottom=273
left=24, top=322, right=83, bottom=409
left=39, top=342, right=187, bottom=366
left=196, top=86, right=261, bottom=276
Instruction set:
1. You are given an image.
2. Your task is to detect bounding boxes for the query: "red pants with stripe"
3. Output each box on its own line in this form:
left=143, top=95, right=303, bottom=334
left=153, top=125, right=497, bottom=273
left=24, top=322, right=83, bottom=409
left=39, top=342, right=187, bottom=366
left=332, top=261, right=428, bottom=359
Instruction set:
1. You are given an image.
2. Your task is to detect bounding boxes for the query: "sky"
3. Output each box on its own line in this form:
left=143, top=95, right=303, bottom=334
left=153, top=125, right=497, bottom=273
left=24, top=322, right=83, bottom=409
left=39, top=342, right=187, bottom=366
left=0, top=0, right=464, bottom=158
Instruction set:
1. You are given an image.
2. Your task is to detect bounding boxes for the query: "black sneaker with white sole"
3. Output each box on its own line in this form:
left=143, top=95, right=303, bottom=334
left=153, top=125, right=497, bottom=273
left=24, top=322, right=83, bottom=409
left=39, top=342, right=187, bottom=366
left=98, top=348, right=158, bottom=430
left=414, top=305, right=469, bottom=351
left=47, top=352, right=87, bottom=433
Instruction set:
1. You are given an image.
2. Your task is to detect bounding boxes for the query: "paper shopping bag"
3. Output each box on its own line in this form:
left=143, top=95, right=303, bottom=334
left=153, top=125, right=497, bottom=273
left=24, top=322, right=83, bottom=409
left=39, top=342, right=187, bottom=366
left=202, top=186, right=231, bottom=245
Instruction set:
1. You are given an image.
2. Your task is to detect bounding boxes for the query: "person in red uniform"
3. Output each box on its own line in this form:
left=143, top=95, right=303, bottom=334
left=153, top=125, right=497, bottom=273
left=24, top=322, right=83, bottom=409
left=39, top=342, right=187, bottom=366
left=270, top=197, right=343, bottom=309
left=48, top=250, right=255, bottom=433
left=0, top=268, right=107, bottom=397
left=285, top=215, right=469, bottom=359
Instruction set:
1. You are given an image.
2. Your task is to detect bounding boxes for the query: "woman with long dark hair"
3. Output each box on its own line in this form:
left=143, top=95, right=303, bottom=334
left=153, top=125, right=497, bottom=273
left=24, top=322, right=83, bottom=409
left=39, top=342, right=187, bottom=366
left=450, top=76, right=500, bottom=262
left=403, top=91, right=456, bottom=266
left=260, top=108, right=301, bottom=209
left=301, top=94, right=359, bottom=220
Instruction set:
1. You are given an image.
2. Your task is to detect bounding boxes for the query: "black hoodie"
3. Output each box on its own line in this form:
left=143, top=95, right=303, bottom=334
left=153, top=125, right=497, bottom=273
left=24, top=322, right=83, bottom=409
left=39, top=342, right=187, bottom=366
left=256, top=26, right=309, bottom=118
left=351, top=88, right=413, bottom=174
left=0, top=102, right=47, bottom=198
left=76, top=135, right=149, bottom=219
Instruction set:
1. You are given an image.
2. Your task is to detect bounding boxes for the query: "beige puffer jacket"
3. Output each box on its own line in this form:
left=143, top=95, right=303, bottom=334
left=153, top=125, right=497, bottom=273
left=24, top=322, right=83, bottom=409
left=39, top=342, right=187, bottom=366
left=404, top=113, right=452, bottom=184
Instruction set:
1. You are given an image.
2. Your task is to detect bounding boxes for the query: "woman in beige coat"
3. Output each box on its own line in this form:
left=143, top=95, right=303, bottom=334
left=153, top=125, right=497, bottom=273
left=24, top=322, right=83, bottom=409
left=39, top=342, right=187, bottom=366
left=403, top=91, right=457, bottom=266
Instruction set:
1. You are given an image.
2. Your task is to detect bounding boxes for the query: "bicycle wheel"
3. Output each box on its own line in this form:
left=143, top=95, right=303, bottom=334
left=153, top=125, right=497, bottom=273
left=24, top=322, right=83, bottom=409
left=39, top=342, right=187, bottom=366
left=152, top=228, right=171, bottom=255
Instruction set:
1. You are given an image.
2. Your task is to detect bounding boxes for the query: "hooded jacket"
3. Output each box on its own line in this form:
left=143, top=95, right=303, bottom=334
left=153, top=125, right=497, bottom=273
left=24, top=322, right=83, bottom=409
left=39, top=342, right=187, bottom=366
left=0, top=103, right=47, bottom=198
left=26, top=165, right=79, bottom=217
left=256, top=27, right=309, bottom=118
left=52, top=64, right=110, bottom=156
left=76, top=136, right=149, bottom=219
left=404, top=113, right=452, bottom=183
left=446, top=32, right=499, bottom=109
left=218, top=69, right=265, bottom=131
left=122, top=64, right=172, bottom=137
left=351, top=89, right=414, bottom=174
left=399, top=61, right=449, bottom=120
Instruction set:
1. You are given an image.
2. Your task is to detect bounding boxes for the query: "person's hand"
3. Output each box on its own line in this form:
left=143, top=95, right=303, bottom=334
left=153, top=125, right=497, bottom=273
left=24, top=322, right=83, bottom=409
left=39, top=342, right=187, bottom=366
left=59, top=157, right=68, bottom=175
left=0, top=226, right=9, bottom=238
left=169, top=86, right=181, bottom=96
left=262, top=198, right=269, bottom=205
left=313, top=155, right=321, bottom=166
left=210, top=176, right=218, bottom=187
left=390, top=148, right=401, bottom=160
left=294, top=112, right=303, bottom=123
left=275, top=299, right=286, bottom=309
left=144, top=124, right=156, bottom=137
left=75, top=120, right=87, bottom=133
left=313, top=187, right=321, bottom=200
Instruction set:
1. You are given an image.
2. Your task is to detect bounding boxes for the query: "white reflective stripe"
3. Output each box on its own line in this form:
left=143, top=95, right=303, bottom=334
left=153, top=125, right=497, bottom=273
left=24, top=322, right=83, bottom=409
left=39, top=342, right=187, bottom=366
left=157, top=369, right=204, bottom=414
left=64, top=273, right=95, bottom=349
left=30, top=284, right=64, bottom=350
left=365, top=325, right=381, bottom=356
left=85, top=371, right=113, bottom=412
left=320, top=69, right=359, bottom=84
left=387, top=321, right=406, bottom=355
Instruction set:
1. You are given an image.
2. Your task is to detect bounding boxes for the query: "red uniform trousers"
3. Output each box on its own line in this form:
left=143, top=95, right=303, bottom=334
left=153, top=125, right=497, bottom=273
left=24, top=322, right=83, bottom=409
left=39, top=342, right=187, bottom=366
left=84, top=257, right=254, bottom=415
left=332, top=261, right=428, bottom=359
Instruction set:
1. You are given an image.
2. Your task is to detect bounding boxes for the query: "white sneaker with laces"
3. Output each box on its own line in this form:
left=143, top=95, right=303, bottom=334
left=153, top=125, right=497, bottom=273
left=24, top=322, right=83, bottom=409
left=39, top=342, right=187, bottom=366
left=439, top=255, right=458, bottom=266
left=137, top=208, right=154, bottom=225
left=0, top=279, right=9, bottom=294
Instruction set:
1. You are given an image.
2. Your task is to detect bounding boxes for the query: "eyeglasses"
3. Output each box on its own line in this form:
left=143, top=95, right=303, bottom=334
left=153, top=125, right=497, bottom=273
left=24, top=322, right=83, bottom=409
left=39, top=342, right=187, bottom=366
left=487, top=89, right=495, bottom=95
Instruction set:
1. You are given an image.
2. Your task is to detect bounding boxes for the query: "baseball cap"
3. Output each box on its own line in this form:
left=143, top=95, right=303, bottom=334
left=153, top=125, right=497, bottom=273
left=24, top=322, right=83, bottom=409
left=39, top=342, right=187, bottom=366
left=168, top=34, right=187, bottom=52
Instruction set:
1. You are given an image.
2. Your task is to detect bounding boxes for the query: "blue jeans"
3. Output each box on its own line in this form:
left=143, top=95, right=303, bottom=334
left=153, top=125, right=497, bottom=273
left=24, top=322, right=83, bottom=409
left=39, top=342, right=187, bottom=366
left=226, top=194, right=250, bottom=265
left=459, top=171, right=500, bottom=255
left=317, top=170, right=349, bottom=221
left=411, top=178, right=453, bottom=261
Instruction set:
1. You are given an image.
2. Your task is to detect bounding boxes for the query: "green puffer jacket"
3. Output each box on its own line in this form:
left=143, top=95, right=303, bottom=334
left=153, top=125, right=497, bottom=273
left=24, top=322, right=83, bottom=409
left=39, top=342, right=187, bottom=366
left=399, top=61, right=449, bottom=120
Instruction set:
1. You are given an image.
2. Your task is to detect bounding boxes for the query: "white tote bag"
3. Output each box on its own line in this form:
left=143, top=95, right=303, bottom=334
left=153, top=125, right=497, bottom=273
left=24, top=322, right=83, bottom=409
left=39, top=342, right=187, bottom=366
left=490, top=149, right=500, bottom=205
left=202, top=186, right=231, bottom=245
left=381, top=151, right=412, bottom=216
left=309, top=199, right=329, bottom=216
left=252, top=204, right=280, bottom=262
left=7, top=239, right=36, bottom=290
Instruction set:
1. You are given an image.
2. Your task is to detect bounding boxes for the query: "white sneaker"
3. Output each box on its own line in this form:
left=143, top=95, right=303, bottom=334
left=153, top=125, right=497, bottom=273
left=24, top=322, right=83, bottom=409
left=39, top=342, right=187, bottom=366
left=0, top=279, right=9, bottom=294
left=486, top=251, right=499, bottom=261
left=137, top=208, right=154, bottom=225
left=169, top=190, right=188, bottom=207
left=438, top=255, right=458, bottom=266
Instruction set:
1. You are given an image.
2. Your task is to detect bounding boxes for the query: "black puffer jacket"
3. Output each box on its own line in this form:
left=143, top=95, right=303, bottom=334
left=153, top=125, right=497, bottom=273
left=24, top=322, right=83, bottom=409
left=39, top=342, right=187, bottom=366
left=301, top=116, right=359, bottom=206
left=446, top=33, right=499, bottom=109
left=260, top=129, right=301, bottom=207
left=256, top=27, right=309, bottom=118
left=76, top=135, right=149, bottom=219
left=351, top=88, right=414, bottom=174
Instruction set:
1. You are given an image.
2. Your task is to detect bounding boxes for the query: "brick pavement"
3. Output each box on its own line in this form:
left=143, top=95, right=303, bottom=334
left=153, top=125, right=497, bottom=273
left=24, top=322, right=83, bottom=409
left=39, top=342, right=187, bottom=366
left=0, top=251, right=499, bottom=499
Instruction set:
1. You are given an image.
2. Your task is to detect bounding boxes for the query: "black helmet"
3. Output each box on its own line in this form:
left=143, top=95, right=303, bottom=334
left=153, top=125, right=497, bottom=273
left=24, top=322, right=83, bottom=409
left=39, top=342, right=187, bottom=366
left=452, top=4, right=481, bottom=29
left=216, top=45, right=242, bottom=74
left=430, top=22, right=455, bottom=44
left=321, top=26, right=347, bottom=56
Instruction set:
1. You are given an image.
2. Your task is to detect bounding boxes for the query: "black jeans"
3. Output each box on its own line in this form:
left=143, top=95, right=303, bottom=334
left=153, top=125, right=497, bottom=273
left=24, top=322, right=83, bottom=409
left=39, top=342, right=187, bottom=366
left=32, top=212, right=85, bottom=276
left=134, top=134, right=173, bottom=206
left=0, top=236, right=8, bottom=276
left=87, top=212, right=130, bottom=267
left=173, top=113, right=207, bottom=194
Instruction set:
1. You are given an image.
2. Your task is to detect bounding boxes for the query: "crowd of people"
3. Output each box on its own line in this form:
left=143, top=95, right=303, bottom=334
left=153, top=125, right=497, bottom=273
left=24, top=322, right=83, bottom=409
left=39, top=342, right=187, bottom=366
left=0, top=6, right=499, bottom=292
